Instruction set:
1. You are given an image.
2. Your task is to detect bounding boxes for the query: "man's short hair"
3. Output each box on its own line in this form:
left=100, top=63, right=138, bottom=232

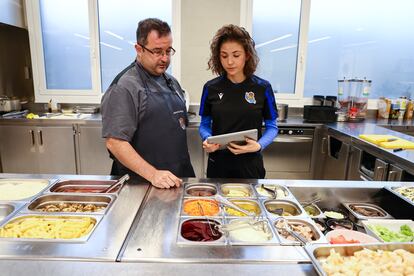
left=136, top=18, right=171, bottom=46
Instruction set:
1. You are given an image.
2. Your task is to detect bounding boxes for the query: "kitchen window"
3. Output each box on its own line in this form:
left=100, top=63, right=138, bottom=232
left=98, top=0, right=172, bottom=91
left=244, top=0, right=414, bottom=106
left=26, top=0, right=174, bottom=104
left=244, top=0, right=310, bottom=105
left=251, top=0, right=301, bottom=96
left=305, top=0, right=414, bottom=100
left=39, top=0, right=93, bottom=90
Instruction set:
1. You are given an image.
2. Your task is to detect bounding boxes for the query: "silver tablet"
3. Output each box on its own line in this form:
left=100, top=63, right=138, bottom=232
left=206, top=129, right=258, bottom=150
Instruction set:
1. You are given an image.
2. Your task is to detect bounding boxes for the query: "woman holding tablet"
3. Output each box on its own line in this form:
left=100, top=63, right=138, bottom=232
left=198, top=24, right=278, bottom=179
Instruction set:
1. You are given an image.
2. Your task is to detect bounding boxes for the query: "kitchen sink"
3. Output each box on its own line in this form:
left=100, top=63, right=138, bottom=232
left=39, top=113, right=91, bottom=120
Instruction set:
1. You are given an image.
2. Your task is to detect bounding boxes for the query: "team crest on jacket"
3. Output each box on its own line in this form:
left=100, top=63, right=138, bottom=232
left=245, top=91, right=256, bottom=104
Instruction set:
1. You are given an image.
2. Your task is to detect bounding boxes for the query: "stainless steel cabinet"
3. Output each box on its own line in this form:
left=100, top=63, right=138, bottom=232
left=0, top=125, right=76, bottom=174
left=263, top=127, right=315, bottom=179
left=0, top=125, right=38, bottom=173
left=347, top=146, right=388, bottom=181
left=347, top=146, right=362, bottom=180
left=77, top=125, right=112, bottom=175
left=321, top=133, right=351, bottom=180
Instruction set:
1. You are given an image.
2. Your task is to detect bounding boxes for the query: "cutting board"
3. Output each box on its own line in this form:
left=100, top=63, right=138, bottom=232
left=359, top=134, right=414, bottom=149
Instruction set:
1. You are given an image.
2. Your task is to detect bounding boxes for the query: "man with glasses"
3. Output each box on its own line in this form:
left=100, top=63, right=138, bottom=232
left=101, top=18, right=194, bottom=189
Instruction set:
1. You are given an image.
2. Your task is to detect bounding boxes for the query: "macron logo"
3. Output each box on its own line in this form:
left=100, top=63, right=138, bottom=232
left=218, top=93, right=224, bottom=100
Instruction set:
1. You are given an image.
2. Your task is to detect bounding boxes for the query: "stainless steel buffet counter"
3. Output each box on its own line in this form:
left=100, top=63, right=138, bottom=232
left=0, top=175, right=414, bottom=275
left=120, top=178, right=413, bottom=263
left=0, top=173, right=149, bottom=261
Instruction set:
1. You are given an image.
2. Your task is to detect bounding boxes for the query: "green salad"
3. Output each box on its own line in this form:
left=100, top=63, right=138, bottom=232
left=369, top=224, right=414, bottom=242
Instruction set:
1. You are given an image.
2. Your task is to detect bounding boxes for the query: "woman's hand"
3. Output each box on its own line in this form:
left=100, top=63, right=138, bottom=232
left=227, top=138, right=261, bottom=155
left=202, top=140, right=220, bottom=153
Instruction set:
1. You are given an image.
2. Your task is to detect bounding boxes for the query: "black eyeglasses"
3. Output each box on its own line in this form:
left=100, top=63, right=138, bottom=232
left=138, top=43, right=176, bottom=57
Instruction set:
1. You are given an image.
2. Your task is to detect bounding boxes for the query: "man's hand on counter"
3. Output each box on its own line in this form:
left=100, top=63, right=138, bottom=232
left=150, top=170, right=183, bottom=189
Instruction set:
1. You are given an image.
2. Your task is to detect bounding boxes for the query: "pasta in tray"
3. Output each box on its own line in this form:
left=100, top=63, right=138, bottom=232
left=0, top=216, right=95, bottom=239
left=319, top=248, right=414, bottom=275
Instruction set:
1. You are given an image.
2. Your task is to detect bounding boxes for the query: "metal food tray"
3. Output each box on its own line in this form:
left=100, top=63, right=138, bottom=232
left=183, top=182, right=218, bottom=197
left=305, top=242, right=414, bottom=276
left=361, top=219, right=414, bottom=242
left=261, top=198, right=308, bottom=219
left=177, top=217, right=226, bottom=246
left=386, top=186, right=414, bottom=207
left=0, top=214, right=102, bottom=243
left=180, top=197, right=223, bottom=218
left=342, top=202, right=393, bottom=226
left=48, top=180, right=122, bottom=195
left=0, top=201, right=25, bottom=225
left=254, top=183, right=293, bottom=199
left=300, top=203, right=326, bottom=219
left=0, top=178, right=58, bottom=202
left=222, top=198, right=265, bottom=218
left=220, top=183, right=256, bottom=199
left=270, top=217, right=327, bottom=246
left=23, top=194, right=116, bottom=215
left=225, top=217, right=280, bottom=246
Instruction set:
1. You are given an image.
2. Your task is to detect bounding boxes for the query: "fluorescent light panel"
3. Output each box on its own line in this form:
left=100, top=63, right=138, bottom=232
left=308, top=36, right=331, bottom=43
left=100, top=42, right=122, bottom=51
left=74, top=33, right=90, bottom=40
left=270, top=44, right=297, bottom=52
left=255, top=34, right=293, bottom=49
left=104, top=30, right=124, bottom=40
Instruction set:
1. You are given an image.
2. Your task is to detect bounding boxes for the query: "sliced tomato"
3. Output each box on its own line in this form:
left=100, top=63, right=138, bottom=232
left=330, top=234, right=360, bottom=244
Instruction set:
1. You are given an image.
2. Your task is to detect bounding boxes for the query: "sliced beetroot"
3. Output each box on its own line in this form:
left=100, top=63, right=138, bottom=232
left=181, top=219, right=222, bottom=242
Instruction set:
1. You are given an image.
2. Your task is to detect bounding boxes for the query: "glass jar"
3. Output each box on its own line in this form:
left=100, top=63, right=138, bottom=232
left=349, top=79, right=369, bottom=121
left=337, top=79, right=350, bottom=121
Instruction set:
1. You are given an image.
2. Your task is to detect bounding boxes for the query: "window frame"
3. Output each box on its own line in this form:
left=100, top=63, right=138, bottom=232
left=25, top=0, right=102, bottom=103
left=25, top=0, right=180, bottom=104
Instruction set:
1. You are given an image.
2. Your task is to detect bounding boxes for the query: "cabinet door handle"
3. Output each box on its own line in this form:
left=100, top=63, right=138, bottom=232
left=321, top=137, right=327, bottom=154
left=360, top=174, right=371, bottom=181
left=30, top=130, right=35, bottom=146
left=388, top=170, right=397, bottom=181
left=38, top=130, right=43, bottom=146
left=375, top=166, right=385, bottom=181
left=274, top=136, right=312, bottom=143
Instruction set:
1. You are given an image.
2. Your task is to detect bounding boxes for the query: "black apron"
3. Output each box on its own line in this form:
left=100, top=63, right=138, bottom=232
left=111, top=63, right=195, bottom=181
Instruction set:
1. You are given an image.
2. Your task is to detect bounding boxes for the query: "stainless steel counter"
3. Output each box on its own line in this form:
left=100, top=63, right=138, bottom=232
left=121, top=181, right=309, bottom=263
left=0, top=176, right=412, bottom=276
left=2, top=113, right=413, bottom=167
left=328, top=122, right=414, bottom=171
left=0, top=259, right=317, bottom=276
left=0, top=113, right=103, bottom=126
left=0, top=113, right=321, bottom=127
left=120, top=179, right=403, bottom=264
left=0, top=174, right=149, bottom=261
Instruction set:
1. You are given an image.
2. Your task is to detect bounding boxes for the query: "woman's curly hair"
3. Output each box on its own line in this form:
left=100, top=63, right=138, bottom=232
left=208, top=24, right=259, bottom=77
